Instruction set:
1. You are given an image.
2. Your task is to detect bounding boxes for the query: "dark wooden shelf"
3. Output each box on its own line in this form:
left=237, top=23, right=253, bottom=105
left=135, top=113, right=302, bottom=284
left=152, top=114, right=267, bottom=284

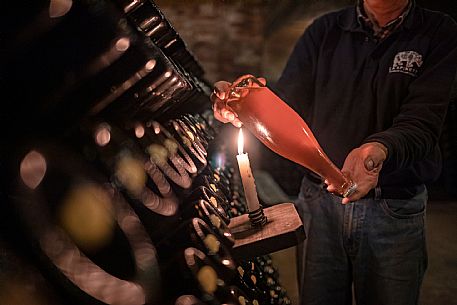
left=228, top=203, right=305, bottom=259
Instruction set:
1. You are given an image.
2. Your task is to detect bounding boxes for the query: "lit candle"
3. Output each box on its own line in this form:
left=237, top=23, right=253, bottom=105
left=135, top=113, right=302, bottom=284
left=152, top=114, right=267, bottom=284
left=236, top=128, right=260, bottom=212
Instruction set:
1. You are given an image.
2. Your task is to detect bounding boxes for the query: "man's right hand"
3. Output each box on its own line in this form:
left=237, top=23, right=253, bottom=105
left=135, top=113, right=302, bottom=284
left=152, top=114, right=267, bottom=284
left=210, top=76, right=266, bottom=127
left=327, top=142, right=388, bottom=203
left=210, top=81, right=243, bottom=127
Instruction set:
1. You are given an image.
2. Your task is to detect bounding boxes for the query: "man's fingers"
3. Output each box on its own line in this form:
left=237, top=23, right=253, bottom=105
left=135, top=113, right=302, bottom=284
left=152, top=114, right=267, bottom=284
left=365, top=159, right=374, bottom=171
left=214, top=90, right=227, bottom=100
left=342, top=197, right=351, bottom=204
left=213, top=81, right=232, bottom=100
left=213, top=101, right=230, bottom=123
left=213, top=109, right=229, bottom=123
left=364, top=158, right=383, bottom=173
left=233, top=118, right=243, bottom=128
left=326, top=184, right=336, bottom=192
left=212, top=99, right=239, bottom=125
left=212, top=78, right=252, bottom=127
left=221, top=109, right=235, bottom=121
left=341, top=191, right=361, bottom=204
left=258, top=77, right=267, bottom=86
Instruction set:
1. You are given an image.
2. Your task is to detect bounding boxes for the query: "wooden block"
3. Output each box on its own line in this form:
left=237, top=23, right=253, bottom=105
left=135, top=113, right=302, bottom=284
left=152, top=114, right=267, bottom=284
left=228, top=203, right=305, bottom=259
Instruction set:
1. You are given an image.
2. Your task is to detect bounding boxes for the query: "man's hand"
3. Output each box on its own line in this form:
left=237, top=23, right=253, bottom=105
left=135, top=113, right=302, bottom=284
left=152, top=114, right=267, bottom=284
left=210, top=76, right=266, bottom=128
left=210, top=81, right=242, bottom=127
left=327, top=142, right=388, bottom=204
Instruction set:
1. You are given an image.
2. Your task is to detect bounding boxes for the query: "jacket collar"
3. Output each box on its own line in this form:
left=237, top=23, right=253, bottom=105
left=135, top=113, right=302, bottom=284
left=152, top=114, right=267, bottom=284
left=337, top=0, right=422, bottom=33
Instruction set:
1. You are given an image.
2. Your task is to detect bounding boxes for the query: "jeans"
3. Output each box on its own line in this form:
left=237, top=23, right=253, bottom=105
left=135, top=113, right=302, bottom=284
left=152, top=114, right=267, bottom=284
left=295, top=174, right=428, bottom=305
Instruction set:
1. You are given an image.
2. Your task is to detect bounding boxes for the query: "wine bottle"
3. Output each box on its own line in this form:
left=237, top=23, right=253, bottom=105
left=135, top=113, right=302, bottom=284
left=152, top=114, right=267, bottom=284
left=229, top=191, right=247, bottom=217
left=79, top=121, right=182, bottom=243
left=161, top=246, right=243, bottom=305
left=168, top=118, right=208, bottom=170
left=184, top=248, right=245, bottom=305
left=186, top=186, right=231, bottom=223
left=157, top=218, right=237, bottom=280
left=226, top=286, right=256, bottom=305
left=182, top=113, right=215, bottom=144
left=226, top=75, right=357, bottom=197
left=234, top=261, right=268, bottom=305
left=6, top=141, right=161, bottom=305
left=132, top=121, right=196, bottom=189
left=193, top=173, right=232, bottom=202
left=179, top=115, right=209, bottom=149
left=180, top=199, right=235, bottom=248
left=200, top=164, right=232, bottom=199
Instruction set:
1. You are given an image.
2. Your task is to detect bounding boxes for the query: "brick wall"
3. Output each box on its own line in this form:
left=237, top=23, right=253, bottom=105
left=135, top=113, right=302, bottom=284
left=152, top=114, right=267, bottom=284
left=156, top=0, right=266, bottom=83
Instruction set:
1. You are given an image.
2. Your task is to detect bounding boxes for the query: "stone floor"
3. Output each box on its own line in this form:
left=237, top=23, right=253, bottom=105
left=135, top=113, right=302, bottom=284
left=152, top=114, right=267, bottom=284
left=271, top=200, right=457, bottom=305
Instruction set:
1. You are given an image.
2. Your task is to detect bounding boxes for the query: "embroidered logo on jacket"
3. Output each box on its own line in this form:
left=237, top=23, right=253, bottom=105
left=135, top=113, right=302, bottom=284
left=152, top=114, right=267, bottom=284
left=389, top=51, right=423, bottom=77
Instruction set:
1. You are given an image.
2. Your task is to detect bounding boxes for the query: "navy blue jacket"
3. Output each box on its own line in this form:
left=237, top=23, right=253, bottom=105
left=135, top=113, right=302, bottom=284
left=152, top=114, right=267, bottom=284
left=274, top=4, right=457, bottom=188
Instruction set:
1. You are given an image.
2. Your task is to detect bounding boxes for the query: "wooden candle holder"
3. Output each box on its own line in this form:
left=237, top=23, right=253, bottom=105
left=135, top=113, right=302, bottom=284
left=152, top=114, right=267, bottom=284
left=228, top=203, right=305, bottom=259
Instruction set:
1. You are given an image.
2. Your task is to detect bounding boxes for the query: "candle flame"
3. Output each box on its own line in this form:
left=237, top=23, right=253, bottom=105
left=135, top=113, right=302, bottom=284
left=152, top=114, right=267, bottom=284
left=237, top=128, right=244, bottom=154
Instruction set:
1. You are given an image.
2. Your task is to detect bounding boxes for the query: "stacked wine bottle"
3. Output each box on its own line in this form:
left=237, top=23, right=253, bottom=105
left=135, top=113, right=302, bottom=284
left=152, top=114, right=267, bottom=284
left=1, top=1, right=293, bottom=304
left=76, top=112, right=294, bottom=305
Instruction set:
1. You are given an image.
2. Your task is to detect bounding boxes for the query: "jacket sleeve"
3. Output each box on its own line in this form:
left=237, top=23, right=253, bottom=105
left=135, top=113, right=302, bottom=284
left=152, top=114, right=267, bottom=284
left=364, top=16, right=457, bottom=171
left=273, top=17, right=325, bottom=119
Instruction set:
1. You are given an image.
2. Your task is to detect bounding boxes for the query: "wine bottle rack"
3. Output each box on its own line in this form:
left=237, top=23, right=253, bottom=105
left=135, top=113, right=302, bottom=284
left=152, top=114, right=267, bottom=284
left=0, top=1, right=303, bottom=305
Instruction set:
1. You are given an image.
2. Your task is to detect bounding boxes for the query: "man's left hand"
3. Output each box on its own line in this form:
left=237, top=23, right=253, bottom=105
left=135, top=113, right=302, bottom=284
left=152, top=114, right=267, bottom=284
left=327, top=142, right=388, bottom=204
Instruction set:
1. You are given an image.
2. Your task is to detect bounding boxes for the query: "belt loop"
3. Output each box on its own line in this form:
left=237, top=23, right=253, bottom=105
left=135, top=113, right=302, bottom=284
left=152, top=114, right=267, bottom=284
left=374, top=186, right=382, bottom=200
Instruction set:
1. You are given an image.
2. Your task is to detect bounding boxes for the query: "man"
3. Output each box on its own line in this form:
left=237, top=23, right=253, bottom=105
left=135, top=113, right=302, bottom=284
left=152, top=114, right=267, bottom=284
left=211, top=0, right=457, bottom=304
